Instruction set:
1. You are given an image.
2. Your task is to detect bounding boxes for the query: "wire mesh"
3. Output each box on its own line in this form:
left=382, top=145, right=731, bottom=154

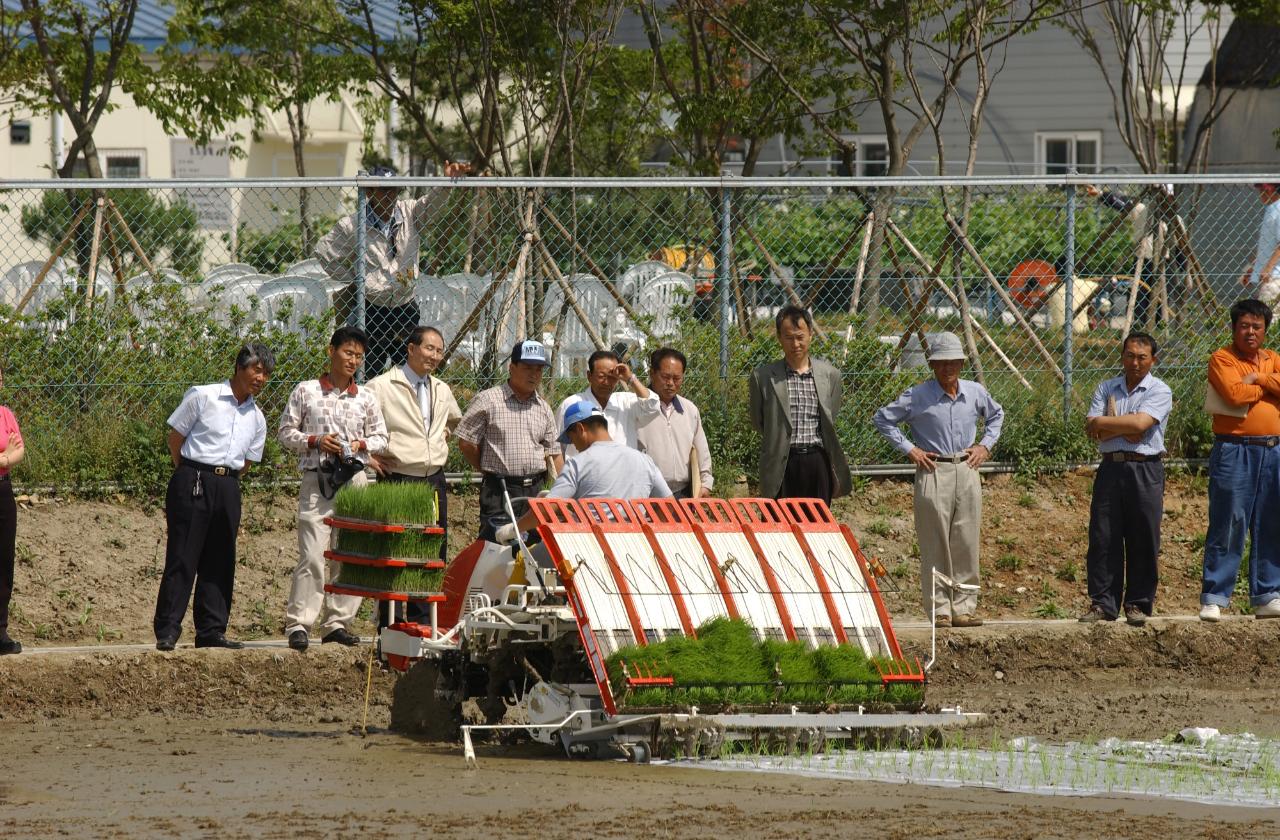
left=0, top=175, right=1268, bottom=491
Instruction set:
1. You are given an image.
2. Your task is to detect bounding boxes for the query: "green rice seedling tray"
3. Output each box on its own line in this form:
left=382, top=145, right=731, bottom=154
left=324, top=515, right=444, bottom=535
left=333, top=528, right=444, bottom=561
left=324, top=582, right=446, bottom=603
left=323, top=551, right=445, bottom=569
left=331, top=482, right=439, bottom=526
left=330, top=560, right=445, bottom=598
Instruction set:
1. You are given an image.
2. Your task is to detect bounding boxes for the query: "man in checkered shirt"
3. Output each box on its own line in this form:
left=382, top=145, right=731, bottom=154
left=278, top=326, right=388, bottom=651
left=456, top=339, right=564, bottom=541
left=748, top=305, right=851, bottom=504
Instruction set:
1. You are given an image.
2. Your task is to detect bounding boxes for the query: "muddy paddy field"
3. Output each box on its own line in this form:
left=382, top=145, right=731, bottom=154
left=2, top=476, right=1279, bottom=836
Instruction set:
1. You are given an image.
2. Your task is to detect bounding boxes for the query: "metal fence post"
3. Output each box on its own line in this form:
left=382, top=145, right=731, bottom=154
left=354, top=180, right=367, bottom=335
left=718, top=186, right=732, bottom=382
left=1063, top=177, right=1076, bottom=424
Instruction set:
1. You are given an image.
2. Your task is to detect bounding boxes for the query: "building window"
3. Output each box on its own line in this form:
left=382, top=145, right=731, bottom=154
left=1036, top=132, right=1100, bottom=174
left=104, top=150, right=144, bottom=178
left=9, top=121, right=30, bottom=145
left=831, top=137, right=890, bottom=176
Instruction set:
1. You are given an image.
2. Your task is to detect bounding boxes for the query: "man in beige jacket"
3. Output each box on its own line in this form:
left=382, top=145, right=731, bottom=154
left=366, top=326, right=462, bottom=625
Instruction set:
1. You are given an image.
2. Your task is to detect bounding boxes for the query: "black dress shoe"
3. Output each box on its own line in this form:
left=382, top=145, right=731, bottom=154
left=155, top=637, right=177, bottom=652
left=194, top=634, right=244, bottom=650
left=0, top=637, right=22, bottom=655
left=321, top=628, right=360, bottom=646
left=288, top=630, right=309, bottom=651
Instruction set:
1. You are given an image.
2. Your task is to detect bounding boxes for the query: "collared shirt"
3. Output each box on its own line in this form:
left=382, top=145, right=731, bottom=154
left=1207, top=345, right=1280, bottom=436
left=873, top=378, right=1004, bottom=457
left=278, top=374, right=388, bottom=471
left=786, top=367, right=822, bottom=447
left=402, top=363, right=433, bottom=433
left=547, top=441, right=672, bottom=500
left=635, top=394, right=714, bottom=492
left=168, top=382, right=267, bottom=470
left=555, top=387, right=657, bottom=458
left=314, top=194, right=448, bottom=307
left=456, top=382, right=561, bottom=476
left=1087, top=372, right=1173, bottom=455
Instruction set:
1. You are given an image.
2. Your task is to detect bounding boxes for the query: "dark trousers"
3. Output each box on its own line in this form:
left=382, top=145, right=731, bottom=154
left=778, top=447, right=833, bottom=505
left=478, top=473, right=545, bottom=542
left=1085, top=459, right=1164, bottom=617
left=0, top=477, right=16, bottom=639
left=365, top=302, right=421, bottom=376
left=153, top=463, right=242, bottom=642
left=378, top=470, right=448, bottom=627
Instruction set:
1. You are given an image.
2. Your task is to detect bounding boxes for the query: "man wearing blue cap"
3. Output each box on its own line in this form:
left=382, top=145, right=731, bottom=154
left=495, top=401, right=672, bottom=541
left=457, top=339, right=564, bottom=541
left=315, top=161, right=471, bottom=374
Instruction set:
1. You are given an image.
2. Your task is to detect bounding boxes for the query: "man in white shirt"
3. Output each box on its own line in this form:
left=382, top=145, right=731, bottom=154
left=496, top=403, right=671, bottom=541
left=635, top=346, right=713, bottom=499
left=555, top=349, right=656, bottom=458
left=153, top=343, right=273, bottom=651
left=1244, top=182, right=1280, bottom=303
left=366, top=325, right=461, bottom=625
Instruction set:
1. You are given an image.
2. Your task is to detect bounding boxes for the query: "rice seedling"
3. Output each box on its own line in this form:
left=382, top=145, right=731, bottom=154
left=334, top=482, right=438, bottom=524
left=335, top=528, right=444, bottom=560
left=333, top=561, right=444, bottom=595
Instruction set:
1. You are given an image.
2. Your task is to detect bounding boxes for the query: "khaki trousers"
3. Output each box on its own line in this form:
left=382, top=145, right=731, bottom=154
left=914, top=460, right=982, bottom=618
left=285, top=470, right=369, bottom=637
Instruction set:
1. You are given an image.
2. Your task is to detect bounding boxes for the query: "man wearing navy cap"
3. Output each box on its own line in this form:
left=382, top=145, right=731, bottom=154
left=457, top=339, right=564, bottom=541
left=495, top=401, right=672, bottom=541
left=315, top=161, right=471, bottom=374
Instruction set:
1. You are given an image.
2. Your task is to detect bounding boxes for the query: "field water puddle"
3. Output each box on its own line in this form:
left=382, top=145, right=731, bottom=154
left=682, top=732, right=1280, bottom=807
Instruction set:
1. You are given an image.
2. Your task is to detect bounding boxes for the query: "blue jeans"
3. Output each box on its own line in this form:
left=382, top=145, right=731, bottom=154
left=1201, top=440, right=1280, bottom=607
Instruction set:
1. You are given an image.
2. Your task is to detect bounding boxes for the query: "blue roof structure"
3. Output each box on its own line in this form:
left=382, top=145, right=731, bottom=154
left=2, top=0, right=408, bottom=53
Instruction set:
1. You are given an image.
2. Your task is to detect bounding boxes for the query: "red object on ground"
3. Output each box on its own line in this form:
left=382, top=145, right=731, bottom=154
left=1007, top=259, right=1058, bottom=308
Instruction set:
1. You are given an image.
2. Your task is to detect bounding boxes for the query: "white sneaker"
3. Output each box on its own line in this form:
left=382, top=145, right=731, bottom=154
left=1255, top=599, right=1280, bottom=619
left=1199, top=604, right=1221, bottom=622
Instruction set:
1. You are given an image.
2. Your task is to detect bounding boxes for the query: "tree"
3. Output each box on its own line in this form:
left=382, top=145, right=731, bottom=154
left=149, top=0, right=373, bottom=251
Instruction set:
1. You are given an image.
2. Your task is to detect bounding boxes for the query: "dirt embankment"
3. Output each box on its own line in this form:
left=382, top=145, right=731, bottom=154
left=4, top=471, right=1220, bottom=648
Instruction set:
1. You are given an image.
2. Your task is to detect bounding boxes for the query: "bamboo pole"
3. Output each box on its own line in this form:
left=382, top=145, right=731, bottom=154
left=849, top=212, right=875, bottom=315
left=886, top=218, right=1031, bottom=389
left=540, top=204, right=652, bottom=337
left=16, top=200, right=95, bottom=314
left=804, top=213, right=869, bottom=310
left=740, top=220, right=803, bottom=308
left=442, top=247, right=523, bottom=366
left=536, top=237, right=608, bottom=351
left=943, top=213, right=1063, bottom=381
left=85, top=197, right=105, bottom=307
left=107, top=199, right=158, bottom=279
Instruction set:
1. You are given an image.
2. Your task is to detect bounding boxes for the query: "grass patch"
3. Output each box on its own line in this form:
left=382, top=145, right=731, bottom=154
left=334, top=482, right=439, bottom=524
left=1017, top=492, right=1036, bottom=509
left=1054, top=560, right=1080, bottom=583
left=335, top=529, right=444, bottom=560
left=605, top=617, right=921, bottom=711
left=867, top=519, right=891, bottom=537
left=996, top=553, right=1022, bottom=572
left=333, top=562, right=444, bottom=595
left=1033, top=599, right=1066, bottom=619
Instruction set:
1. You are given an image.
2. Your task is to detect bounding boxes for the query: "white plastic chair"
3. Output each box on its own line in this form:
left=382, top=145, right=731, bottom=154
left=257, top=276, right=333, bottom=333
left=206, top=273, right=272, bottom=324
left=635, top=271, right=693, bottom=338
left=555, top=274, right=615, bottom=377
left=284, top=258, right=330, bottom=279
left=414, top=275, right=459, bottom=341
left=203, top=263, right=257, bottom=285
left=618, top=260, right=673, bottom=301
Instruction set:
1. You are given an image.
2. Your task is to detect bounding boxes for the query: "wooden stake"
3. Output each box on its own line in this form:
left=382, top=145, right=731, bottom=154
left=944, top=213, right=1063, bottom=381
left=849, top=212, right=875, bottom=315
left=740, top=220, right=803, bottom=308
left=804, top=213, right=869, bottom=310
left=16, top=199, right=94, bottom=314
left=536, top=237, right=608, bottom=352
left=85, top=197, right=105, bottom=307
left=886, top=218, right=1031, bottom=389
left=107, top=198, right=158, bottom=279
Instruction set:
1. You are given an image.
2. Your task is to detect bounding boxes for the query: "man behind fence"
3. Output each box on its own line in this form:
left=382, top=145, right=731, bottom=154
left=873, top=332, right=1003, bottom=629
left=278, top=327, right=388, bottom=651
left=315, top=162, right=470, bottom=375
left=1078, top=333, right=1172, bottom=627
left=153, top=343, right=273, bottom=651
left=555, top=349, right=654, bottom=458
left=1199, top=298, right=1280, bottom=622
left=748, top=305, right=851, bottom=504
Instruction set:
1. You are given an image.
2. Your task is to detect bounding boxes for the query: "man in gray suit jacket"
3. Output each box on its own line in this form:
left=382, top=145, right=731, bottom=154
left=748, top=305, right=852, bottom=503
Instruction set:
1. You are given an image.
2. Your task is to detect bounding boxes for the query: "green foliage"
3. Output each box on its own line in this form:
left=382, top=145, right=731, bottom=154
left=334, top=481, right=440, bottom=524
left=605, top=617, right=920, bottom=711
left=333, top=562, right=444, bottom=595
left=334, top=530, right=444, bottom=561
left=21, top=189, right=204, bottom=278
left=1054, top=560, right=1081, bottom=583
left=229, top=212, right=339, bottom=275
left=996, top=553, right=1022, bottom=572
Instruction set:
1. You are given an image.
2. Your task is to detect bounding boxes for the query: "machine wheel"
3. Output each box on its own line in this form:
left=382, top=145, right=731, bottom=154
left=629, top=741, right=652, bottom=764
left=390, top=658, right=463, bottom=741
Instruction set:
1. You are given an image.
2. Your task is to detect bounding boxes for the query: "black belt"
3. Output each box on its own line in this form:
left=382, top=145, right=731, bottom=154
left=1103, top=452, right=1162, bottom=463
left=788, top=444, right=825, bottom=455
left=180, top=458, right=239, bottom=478
left=932, top=453, right=970, bottom=464
left=1215, top=434, right=1280, bottom=447
left=483, top=471, right=546, bottom=488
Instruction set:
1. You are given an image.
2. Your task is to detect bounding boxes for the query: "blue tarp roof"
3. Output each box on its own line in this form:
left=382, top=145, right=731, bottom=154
left=2, top=0, right=408, bottom=52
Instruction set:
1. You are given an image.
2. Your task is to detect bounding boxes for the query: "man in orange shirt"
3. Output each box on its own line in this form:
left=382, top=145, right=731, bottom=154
left=1200, top=298, right=1280, bottom=621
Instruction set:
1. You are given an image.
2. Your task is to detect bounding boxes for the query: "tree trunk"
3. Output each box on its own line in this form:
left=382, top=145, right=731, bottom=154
left=286, top=98, right=313, bottom=255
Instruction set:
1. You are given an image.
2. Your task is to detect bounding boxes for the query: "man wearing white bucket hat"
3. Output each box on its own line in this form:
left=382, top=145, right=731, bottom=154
left=873, top=332, right=1004, bottom=628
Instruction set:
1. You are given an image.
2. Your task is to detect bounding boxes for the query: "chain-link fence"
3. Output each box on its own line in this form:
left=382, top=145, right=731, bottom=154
left=0, top=174, right=1271, bottom=492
